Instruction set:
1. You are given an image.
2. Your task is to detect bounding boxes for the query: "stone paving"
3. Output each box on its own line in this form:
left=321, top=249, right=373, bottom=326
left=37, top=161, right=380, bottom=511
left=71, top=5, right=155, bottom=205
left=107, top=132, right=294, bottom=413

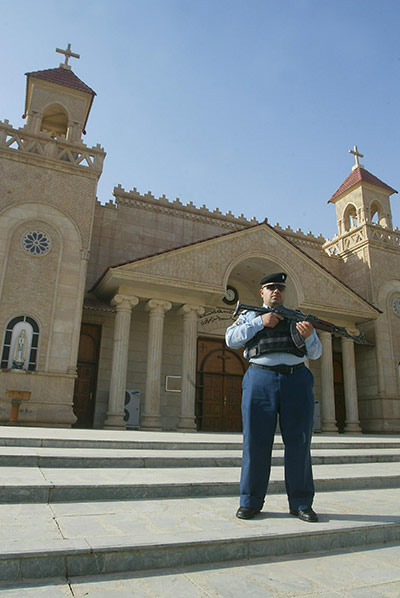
left=1, top=543, right=400, bottom=597
left=0, top=427, right=399, bottom=595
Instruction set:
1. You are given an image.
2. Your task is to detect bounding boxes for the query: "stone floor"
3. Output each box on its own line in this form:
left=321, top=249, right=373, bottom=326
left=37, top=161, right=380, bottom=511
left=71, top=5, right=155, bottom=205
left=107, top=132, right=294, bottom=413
left=1, top=542, right=400, bottom=597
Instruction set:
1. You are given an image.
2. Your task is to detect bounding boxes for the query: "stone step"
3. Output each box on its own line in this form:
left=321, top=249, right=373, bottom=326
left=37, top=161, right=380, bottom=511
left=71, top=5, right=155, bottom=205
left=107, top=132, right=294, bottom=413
left=0, top=446, right=399, bottom=468
left=3, top=437, right=400, bottom=451
left=0, top=488, right=399, bottom=582
left=1, top=426, right=400, bottom=452
left=2, top=461, right=400, bottom=503
left=2, top=541, right=400, bottom=596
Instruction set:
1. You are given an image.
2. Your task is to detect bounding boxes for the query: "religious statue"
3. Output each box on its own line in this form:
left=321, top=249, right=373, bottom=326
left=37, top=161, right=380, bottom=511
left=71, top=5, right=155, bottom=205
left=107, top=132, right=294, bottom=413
left=12, top=330, right=28, bottom=369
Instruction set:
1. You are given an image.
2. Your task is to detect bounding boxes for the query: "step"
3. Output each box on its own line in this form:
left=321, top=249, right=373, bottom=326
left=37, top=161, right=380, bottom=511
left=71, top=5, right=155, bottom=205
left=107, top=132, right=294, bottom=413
left=0, top=488, right=399, bottom=582
left=1, top=426, right=400, bottom=451
left=0, top=446, right=399, bottom=469
left=2, top=541, right=400, bottom=596
left=1, top=461, right=400, bottom=503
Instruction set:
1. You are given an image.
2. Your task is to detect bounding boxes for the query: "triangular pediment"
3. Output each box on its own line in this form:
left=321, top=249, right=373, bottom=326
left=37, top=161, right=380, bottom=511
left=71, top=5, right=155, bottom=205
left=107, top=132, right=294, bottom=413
left=95, top=222, right=379, bottom=323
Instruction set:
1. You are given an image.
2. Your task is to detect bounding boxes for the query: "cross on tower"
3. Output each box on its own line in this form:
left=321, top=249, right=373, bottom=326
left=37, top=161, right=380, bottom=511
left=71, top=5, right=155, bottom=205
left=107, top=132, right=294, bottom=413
left=56, top=43, right=80, bottom=70
left=349, top=145, right=364, bottom=170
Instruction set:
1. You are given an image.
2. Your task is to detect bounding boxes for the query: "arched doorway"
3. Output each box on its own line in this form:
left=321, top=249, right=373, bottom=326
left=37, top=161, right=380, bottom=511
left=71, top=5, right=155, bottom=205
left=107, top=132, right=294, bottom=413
left=196, top=337, right=247, bottom=432
left=72, top=323, right=101, bottom=428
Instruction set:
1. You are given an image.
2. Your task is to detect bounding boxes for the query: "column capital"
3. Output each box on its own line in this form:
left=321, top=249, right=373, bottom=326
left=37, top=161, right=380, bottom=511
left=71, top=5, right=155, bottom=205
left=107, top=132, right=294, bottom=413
left=318, top=330, right=332, bottom=341
left=178, top=304, right=205, bottom=318
left=80, top=248, right=90, bottom=261
left=111, top=294, right=139, bottom=311
left=145, top=299, right=172, bottom=314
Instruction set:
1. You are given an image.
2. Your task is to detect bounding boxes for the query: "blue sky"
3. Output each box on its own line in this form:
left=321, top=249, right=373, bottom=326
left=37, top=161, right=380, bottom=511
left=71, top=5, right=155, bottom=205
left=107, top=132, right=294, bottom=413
left=2, top=0, right=400, bottom=239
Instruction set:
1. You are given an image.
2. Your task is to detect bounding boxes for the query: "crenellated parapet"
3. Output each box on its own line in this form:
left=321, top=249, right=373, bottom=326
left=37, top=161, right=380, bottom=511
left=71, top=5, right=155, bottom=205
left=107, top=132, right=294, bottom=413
left=0, top=119, right=105, bottom=175
left=113, top=184, right=259, bottom=229
left=323, top=222, right=400, bottom=256
left=273, top=222, right=326, bottom=251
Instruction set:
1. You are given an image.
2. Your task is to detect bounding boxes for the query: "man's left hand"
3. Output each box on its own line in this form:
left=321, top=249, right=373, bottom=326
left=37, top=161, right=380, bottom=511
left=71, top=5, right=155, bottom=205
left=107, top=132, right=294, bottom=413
left=296, top=321, right=314, bottom=339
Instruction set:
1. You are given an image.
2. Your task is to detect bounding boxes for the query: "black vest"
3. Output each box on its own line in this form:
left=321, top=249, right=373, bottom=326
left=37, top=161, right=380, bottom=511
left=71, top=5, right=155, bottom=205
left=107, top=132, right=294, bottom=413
left=245, top=318, right=306, bottom=359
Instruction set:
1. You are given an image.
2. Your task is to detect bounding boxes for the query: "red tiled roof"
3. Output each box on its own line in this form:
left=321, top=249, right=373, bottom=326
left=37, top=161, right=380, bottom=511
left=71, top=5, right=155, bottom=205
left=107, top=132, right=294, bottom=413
left=25, top=67, right=96, bottom=96
left=328, top=167, right=397, bottom=203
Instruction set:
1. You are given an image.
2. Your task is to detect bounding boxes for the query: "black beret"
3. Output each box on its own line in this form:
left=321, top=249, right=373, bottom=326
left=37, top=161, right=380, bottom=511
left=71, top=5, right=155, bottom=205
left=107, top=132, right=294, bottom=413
left=260, top=272, right=287, bottom=286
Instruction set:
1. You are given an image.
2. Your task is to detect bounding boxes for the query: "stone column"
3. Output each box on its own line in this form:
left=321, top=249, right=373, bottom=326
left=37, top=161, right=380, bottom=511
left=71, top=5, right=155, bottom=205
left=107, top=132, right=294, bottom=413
left=141, top=299, right=172, bottom=429
left=104, top=294, right=139, bottom=429
left=177, top=304, right=205, bottom=430
left=319, top=331, right=338, bottom=433
left=68, top=248, right=91, bottom=375
left=342, top=337, right=362, bottom=433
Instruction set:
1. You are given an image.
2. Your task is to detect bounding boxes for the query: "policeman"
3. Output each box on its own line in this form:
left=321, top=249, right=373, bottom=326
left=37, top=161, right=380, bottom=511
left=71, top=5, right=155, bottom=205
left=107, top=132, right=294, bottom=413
left=225, top=272, right=322, bottom=522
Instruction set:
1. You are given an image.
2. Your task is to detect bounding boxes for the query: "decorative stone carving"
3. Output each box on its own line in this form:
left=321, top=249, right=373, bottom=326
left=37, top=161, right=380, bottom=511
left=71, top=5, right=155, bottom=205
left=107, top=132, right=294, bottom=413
left=22, top=231, right=51, bottom=256
left=0, top=120, right=105, bottom=173
left=12, top=330, right=28, bottom=369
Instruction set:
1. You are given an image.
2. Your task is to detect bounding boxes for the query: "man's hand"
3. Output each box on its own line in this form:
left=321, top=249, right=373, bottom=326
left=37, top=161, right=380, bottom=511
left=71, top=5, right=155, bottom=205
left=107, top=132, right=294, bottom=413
left=296, top=321, right=314, bottom=339
left=261, top=312, right=284, bottom=328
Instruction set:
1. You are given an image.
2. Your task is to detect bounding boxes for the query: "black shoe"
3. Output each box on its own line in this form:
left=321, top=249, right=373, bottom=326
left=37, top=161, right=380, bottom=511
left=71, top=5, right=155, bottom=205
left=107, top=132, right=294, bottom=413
left=236, top=507, right=260, bottom=519
left=290, top=507, right=319, bottom=522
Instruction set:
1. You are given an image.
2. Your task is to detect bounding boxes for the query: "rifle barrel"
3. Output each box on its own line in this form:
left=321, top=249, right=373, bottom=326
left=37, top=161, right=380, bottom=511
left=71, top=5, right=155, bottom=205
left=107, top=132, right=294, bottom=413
left=232, top=301, right=370, bottom=345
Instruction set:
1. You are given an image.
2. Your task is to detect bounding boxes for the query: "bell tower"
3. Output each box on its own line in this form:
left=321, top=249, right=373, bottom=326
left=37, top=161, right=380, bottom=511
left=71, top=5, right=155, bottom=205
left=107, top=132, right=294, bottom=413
left=329, top=146, right=396, bottom=237
left=23, top=43, right=96, bottom=143
left=324, top=147, right=400, bottom=433
left=0, top=46, right=105, bottom=427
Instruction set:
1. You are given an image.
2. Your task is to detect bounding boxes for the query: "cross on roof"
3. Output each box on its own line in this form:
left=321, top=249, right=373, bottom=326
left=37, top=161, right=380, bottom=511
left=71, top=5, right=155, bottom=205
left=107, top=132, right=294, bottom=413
left=56, top=43, right=80, bottom=70
left=349, top=145, right=364, bottom=170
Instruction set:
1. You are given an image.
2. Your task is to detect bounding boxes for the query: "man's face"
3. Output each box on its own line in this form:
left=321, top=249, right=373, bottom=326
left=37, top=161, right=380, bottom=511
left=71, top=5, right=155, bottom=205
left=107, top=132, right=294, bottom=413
left=260, top=283, right=286, bottom=307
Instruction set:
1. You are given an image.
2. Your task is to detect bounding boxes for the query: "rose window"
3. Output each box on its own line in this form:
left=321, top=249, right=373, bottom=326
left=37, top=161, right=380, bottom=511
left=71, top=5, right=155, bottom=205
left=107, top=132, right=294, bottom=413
left=22, top=231, right=51, bottom=256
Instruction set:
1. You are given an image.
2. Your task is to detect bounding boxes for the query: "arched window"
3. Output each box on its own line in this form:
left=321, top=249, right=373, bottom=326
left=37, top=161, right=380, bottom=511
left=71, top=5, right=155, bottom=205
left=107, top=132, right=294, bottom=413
left=1, top=316, right=39, bottom=371
left=343, top=204, right=358, bottom=231
left=370, top=201, right=383, bottom=225
left=40, top=103, right=68, bottom=138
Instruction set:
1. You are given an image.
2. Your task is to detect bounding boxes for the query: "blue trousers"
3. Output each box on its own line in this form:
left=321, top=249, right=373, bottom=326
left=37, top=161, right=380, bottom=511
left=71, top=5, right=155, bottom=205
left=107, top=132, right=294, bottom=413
left=240, top=365, right=315, bottom=511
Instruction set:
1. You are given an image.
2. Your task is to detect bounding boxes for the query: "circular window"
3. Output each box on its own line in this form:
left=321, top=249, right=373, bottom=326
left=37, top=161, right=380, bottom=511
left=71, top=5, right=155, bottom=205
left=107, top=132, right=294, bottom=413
left=393, top=297, right=400, bottom=317
left=22, top=231, right=51, bottom=256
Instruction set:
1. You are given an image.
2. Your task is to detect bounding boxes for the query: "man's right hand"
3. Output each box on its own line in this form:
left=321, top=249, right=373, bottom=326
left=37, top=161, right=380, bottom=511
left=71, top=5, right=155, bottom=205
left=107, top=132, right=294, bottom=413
left=261, top=312, right=284, bottom=328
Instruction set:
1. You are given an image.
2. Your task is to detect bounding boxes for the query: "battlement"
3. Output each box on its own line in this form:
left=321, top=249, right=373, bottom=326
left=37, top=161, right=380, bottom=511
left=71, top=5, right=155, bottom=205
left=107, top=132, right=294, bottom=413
left=0, top=119, right=105, bottom=173
left=113, top=184, right=259, bottom=229
left=323, top=222, right=400, bottom=256
left=273, top=222, right=326, bottom=250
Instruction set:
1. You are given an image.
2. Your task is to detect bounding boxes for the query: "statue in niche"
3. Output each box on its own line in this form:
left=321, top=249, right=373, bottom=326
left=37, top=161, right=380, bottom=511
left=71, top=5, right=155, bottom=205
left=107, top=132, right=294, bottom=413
left=12, top=330, right=28, bottom=369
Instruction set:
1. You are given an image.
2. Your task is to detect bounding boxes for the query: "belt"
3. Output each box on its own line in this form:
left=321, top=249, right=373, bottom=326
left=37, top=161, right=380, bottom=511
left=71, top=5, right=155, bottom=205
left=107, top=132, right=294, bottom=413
left=249, top=362, right=305, bottom=375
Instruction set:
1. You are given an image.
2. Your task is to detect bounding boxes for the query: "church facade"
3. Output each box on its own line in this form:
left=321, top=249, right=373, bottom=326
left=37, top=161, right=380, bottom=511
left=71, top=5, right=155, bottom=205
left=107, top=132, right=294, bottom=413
left=1, top=50, right=400, bottom=434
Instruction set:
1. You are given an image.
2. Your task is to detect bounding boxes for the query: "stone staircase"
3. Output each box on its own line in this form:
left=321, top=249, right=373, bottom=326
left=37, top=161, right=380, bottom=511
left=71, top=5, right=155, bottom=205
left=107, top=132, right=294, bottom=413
left=0, top=427, right=399, bottom=584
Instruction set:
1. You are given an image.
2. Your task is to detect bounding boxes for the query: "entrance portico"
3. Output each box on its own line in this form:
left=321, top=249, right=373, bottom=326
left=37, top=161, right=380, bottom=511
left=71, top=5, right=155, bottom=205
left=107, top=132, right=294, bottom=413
left=91, top=222, right=379, bottom=432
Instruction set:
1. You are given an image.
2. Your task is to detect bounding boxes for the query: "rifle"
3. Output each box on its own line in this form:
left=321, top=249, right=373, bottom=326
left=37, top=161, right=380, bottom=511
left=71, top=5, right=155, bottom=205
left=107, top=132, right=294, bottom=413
left=233, top=301, right=370, bottom=345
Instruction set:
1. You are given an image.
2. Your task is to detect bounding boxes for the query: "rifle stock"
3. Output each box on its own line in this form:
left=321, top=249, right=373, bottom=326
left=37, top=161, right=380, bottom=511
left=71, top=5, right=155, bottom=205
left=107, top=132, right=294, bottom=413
left=233, top=301, right=371, bottom=345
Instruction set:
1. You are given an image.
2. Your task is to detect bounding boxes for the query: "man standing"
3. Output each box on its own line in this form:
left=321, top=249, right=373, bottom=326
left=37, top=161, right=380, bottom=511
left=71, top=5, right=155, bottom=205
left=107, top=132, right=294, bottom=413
left=225, top=272, right=322, bottom=521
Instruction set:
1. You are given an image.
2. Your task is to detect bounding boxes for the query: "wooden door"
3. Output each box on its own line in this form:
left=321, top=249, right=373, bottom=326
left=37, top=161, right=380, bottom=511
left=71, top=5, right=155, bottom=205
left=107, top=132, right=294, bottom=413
left=196, top=338, right=247, bottom=432
left=333, top=351, right=345, bottom=433
left=72, top=323, right=101, bottom=428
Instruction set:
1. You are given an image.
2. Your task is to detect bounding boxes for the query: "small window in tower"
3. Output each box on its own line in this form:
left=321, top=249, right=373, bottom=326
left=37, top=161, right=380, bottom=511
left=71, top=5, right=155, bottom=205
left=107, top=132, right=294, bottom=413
left=371, top=201, right=383, bottom=225
left=41, top=103, right=68, bottom=138
left=343, top=204, right=358, bottom=231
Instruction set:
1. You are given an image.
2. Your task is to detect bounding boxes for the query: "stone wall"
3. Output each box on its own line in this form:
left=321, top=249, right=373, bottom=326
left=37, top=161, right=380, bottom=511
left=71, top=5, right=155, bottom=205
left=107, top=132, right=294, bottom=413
left=87, top=189, right=258, bottom=289
left=0, top=121, right=103, bottom=426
